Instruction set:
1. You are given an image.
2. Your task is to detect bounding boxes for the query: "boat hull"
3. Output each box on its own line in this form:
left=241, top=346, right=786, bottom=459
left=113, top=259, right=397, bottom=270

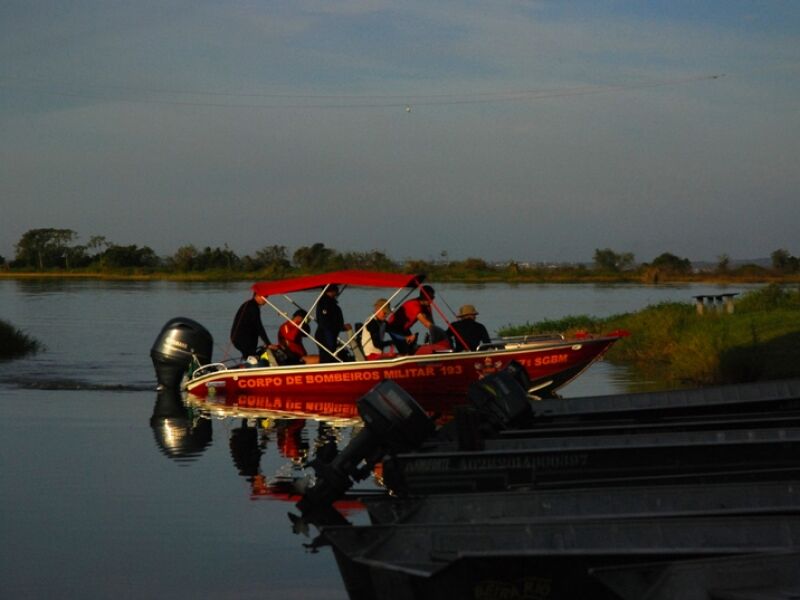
left=184, top=334, right=621, bottom=405
left=323, top=520, right=800, bottom=600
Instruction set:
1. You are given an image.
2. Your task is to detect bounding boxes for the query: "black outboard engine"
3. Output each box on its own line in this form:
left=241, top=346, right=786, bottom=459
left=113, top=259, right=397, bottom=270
left=295, top=380, right=435, bottom=521
left=465, top=360, right=533, bottom=432
left=151, top=317, right=213, bottom=390
left=436, top=360, right=534, bottom=448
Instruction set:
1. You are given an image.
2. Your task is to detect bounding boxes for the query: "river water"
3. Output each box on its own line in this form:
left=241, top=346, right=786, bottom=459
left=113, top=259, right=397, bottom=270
left=0, top=279, right=755, bottom=599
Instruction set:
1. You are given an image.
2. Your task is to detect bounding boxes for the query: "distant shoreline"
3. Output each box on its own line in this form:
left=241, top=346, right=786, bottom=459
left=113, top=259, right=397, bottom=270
left=1, top=270, right=798, bottom=285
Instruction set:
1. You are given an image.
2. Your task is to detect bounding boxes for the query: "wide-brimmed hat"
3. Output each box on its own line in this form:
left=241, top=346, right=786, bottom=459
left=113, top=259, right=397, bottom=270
left=457, top=304, right=478, bottom=318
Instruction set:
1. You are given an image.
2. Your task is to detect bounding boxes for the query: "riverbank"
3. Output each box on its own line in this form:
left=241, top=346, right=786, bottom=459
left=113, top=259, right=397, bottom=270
left=2, top=268, right=799, bottom=285
left=499, top=284, right=800, bottom=386
left=0, top=319, right=42, bottom=360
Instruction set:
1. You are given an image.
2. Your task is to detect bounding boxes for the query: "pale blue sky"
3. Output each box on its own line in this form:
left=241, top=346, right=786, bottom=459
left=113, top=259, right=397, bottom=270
left=2, top=1, right=798, bottom=263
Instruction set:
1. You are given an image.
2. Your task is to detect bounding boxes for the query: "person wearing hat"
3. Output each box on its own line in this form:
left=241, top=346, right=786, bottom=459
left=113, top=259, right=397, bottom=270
left=448, top=304, right=491, bottom=351
left=361, top=298, right=396, bottom=359
left=386, top=285, right=436, bottom=354
left=230, top=292, right=274, bottom=360
left=315, top=284, right=350, bottom=363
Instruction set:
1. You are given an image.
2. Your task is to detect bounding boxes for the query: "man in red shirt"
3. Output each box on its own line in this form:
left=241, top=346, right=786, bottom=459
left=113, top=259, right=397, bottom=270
left=386, top=285, right=435, bottom=354
left=278, top=309, right=319, bottom=364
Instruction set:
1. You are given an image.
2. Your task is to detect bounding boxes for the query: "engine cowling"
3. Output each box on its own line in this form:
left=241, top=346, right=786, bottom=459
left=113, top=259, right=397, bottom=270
left=151, top=317, right=213, bottom=390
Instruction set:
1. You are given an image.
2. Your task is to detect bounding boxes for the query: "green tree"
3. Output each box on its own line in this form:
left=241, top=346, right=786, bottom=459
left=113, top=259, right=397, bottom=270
left=364, top=250, right=396, bottom=271
left=716, top=254, right=730, bottom=273
left=101, top=245, right=159, bottom=269
left=193, top=245, right=241, bottom=271
left=253, top=245, right=291, bottom=271
left=171, top=245, right=200, bottom=271
left=771, top=249, right=799, bottom=273
left=651, top=252, right=692, bottom=274
left=293, top=243, right=335, bottom=271
left=87, top=236, right=110, bottom=259
left=14, top=228, right=77, bottom=270
left=337, top=250, right=396, bottom=271
left=771, top=249, right=791, bottom=270
left=593, top=248, right=635, bottom=272
left=65, top=244, right=89, bottom=269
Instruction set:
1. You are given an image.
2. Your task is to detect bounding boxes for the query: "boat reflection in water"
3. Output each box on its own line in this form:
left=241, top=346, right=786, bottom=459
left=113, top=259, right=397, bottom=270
left=187, top=391, right=363, bottom=426
left=151, top=389, right=378, bottom=511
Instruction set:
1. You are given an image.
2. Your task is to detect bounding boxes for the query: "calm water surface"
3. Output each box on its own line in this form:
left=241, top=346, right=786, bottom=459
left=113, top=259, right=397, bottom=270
left=0, top=279, right=757, bottom=598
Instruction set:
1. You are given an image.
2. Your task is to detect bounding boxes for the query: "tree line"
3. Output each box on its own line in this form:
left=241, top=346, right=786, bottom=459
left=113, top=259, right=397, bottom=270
left=1, top=229, right=397, bottom=275
left=1, top=228, right=799, bottom=280
left=591, top=248, right=800, bottom=278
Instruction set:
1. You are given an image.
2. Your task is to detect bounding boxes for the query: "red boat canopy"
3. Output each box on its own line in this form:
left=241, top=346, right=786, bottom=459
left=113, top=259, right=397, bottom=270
left=252, top=270, right=425, bottom=298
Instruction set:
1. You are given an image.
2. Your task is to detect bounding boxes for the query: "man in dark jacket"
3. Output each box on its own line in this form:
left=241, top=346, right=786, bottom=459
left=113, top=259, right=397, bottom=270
left=448, top=304, right=491, bottom=351
left=315, top=285, right=349, bottom=363
left=230, top=293, right=272, bottom=359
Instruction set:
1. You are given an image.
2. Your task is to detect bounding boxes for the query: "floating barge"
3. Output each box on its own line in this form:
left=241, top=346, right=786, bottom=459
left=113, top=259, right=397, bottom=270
left=383, top=426, right=800, bottom=494
left=361, top=480, right=800, bottom=526
left=323, top=519, right=800, bottom=599
left=291, top=373, right=800, bottom=599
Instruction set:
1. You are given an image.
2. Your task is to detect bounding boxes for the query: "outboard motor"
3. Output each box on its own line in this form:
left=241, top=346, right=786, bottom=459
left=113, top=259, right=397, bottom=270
left=465, top=361, right=533, bottom=432
left=436, top=360, right=534, bottom=448
left=295, top=380, right=435, bottom=521
left=151, top=317, right=213, bottom=390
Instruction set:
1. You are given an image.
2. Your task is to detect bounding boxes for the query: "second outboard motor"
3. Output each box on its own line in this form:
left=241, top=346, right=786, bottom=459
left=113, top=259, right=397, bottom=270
left=466, top=363, right=533, bottom=432
left=435, top=360, right=534, bottom=448
left=296, top=380, right=435, bottom=517
left=151, top=317, right=213, bottom=390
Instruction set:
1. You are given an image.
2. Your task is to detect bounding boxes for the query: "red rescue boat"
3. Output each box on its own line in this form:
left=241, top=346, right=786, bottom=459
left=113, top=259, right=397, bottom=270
left=154, top=270, right=626, bottom=405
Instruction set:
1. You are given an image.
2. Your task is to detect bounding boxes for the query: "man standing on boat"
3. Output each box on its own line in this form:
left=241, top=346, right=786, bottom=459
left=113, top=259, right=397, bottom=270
left=315, top=285, right=350, bottom=363
left=230, top=293, right=273, bottom=360
left=386, top=285, right=435, bottom=354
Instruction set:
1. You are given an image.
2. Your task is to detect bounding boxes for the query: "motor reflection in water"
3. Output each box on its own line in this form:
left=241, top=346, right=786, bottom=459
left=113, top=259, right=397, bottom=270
left=149, top=388, right=376, bottom=509
left=150, top=388, right=212, bottom=463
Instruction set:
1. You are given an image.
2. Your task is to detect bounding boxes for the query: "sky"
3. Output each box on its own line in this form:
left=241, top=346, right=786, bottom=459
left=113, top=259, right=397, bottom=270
left=1, top=1, right=799, bottom=265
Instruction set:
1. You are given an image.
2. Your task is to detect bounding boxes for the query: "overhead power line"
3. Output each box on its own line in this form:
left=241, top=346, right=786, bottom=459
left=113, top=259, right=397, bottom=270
left=0, top=72, right=724, bottom=110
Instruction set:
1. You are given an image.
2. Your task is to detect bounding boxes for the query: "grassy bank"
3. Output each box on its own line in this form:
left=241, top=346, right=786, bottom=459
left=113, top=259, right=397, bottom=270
left=499, top=284, right=800, bottom=386
left=0, top=319, right=42, bottom=360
